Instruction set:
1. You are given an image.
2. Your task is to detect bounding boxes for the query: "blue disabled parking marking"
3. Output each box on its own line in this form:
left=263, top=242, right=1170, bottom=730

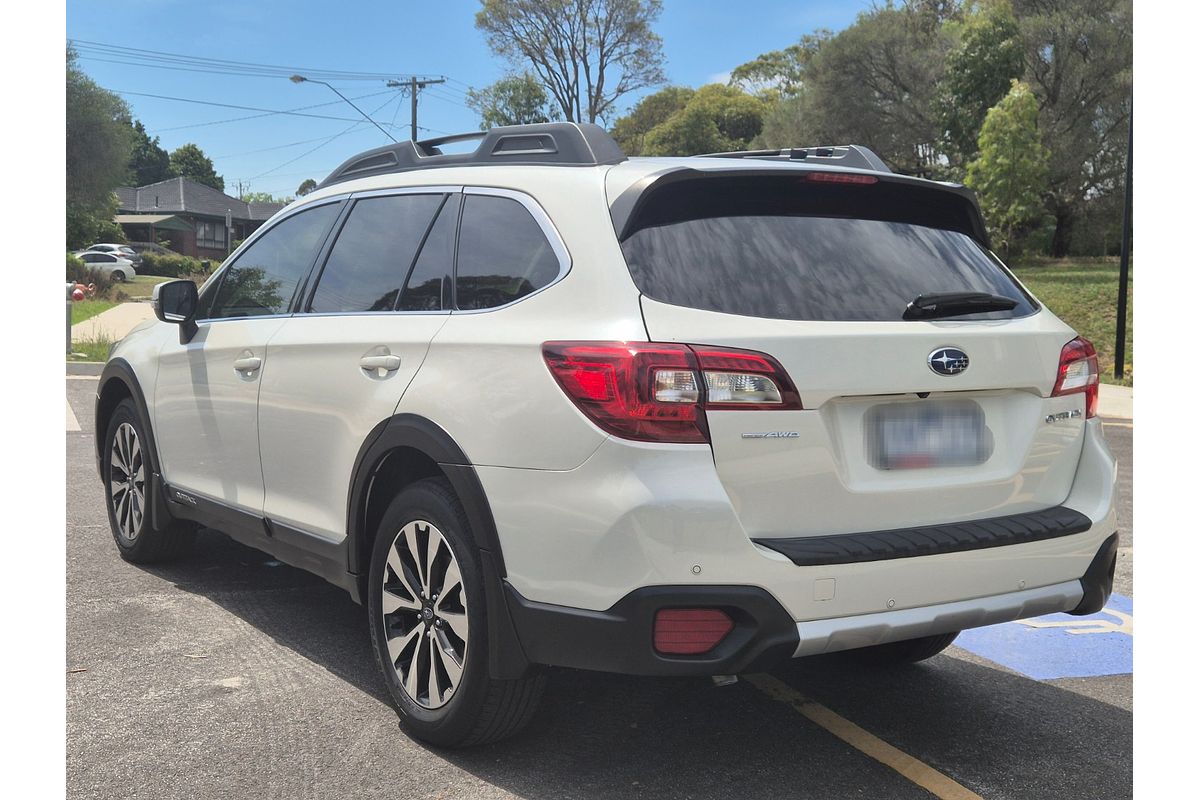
left=954, top=593, right=1132, bottom=681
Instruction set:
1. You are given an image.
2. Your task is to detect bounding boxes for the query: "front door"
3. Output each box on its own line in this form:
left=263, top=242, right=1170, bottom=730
left=151, top=200, right=344, bottom=514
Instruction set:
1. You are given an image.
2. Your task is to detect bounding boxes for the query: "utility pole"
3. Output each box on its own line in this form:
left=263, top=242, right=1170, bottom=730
left=393, top=77, right=446, bottom=141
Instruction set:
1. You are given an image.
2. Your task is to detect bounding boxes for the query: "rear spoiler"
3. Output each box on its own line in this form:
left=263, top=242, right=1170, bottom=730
left=608, top=166, right=991, bottom=249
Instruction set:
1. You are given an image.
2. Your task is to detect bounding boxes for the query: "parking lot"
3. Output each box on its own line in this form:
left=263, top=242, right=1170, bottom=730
left=66, top=373, right=1132, bottom=800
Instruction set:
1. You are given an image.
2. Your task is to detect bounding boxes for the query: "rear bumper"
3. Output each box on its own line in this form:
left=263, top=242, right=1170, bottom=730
left=502, top=532, right=1117, bottom=674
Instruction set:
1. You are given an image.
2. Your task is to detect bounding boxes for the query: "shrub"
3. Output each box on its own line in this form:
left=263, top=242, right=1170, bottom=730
left=140, top=252, right=209, bottom=278
left=66, top=253, right=115, bottom=297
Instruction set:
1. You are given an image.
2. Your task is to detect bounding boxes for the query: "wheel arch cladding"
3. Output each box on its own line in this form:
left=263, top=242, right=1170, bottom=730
left=96, top=358, right=172, bottom=530
left=347, top=414, right=531, bottom=679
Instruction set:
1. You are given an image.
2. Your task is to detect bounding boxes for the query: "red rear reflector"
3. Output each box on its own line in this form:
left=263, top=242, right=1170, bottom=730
left=805, top=172, right=878, bottom=185
left=543, top=342, right=804, bottom=443
left=1051, top=336, right=1100, bottom=418
left=653, top=608, right=734, bottom=655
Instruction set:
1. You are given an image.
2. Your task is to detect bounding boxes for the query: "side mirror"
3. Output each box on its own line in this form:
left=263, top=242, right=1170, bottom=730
left=153, top=280, right=200, bottom=344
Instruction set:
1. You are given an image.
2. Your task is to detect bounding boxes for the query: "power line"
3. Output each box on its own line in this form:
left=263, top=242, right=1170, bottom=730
left=151, top=89, right=396, bottom=133
left=250, top=93, right=402, bottom=180
left=113, top=89, right=371, bottom=124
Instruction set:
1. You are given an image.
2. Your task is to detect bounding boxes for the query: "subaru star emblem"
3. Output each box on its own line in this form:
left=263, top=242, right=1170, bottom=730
left=928, top=347, right=969, bottom=376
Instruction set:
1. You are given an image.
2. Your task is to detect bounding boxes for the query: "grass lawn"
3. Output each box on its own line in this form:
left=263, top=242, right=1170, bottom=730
left=1011, top=257, right=1132, bottom=386
left=115, top=274, right=172, bottom=299
left=70, top=299, right=117, bottom=325
left=68, top=338, right=114, bottom=362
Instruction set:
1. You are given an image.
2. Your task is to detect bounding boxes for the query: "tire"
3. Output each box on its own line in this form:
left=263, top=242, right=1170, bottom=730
left=843, top=631, right=960, bottom=666
left=367, top=478, right=545, bottom=747
left=111, top=270, right=126, bottom=283
left=102, top=399, right=196, bottom=563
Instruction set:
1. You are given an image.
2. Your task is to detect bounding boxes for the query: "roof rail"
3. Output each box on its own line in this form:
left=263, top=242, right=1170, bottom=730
left=319, top=122, right=626, bottom=188
left=697, top=145, right=892, bottom=174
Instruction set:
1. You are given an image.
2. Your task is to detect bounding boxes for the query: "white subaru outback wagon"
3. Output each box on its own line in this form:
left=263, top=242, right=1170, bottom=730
left=96, top=122, right=1117, bottom=747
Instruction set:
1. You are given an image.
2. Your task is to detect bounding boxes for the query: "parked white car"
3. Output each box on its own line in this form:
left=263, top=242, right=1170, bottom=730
left=77, top=251, right=136, bottom=282
left=94, top=123, right=1118, bottom=747
left=85, top=242, right=142, bottom=266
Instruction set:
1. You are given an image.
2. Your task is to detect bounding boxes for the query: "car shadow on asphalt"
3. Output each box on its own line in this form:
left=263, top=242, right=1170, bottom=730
left=138, top=527, right=1132, bottom=800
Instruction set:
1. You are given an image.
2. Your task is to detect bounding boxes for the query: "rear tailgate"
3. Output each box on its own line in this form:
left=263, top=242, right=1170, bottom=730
left=616, top=168, right=1092, bottom=540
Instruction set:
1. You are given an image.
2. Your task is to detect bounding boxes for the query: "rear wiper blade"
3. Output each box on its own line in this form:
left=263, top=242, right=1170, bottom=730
left=902, top=292, right=1018, bottom=320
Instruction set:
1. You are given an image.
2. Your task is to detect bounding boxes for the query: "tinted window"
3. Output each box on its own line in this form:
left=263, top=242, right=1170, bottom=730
left=620, top=176, right=1035, bottom=322
left=398, top=194, right=459, bottom=312
left=455, top=194, right=560, bottom=310
left=206, top=203, right=339, bottom=319
left=308, top=193, right=443, bottom=313
left=82, top=253, right=113, bottom=263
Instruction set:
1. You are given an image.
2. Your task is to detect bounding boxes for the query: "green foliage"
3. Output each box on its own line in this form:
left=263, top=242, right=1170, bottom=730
left=966, top=80, right=1050, bottom=255
left=139, top=252, right=211, bottom=279
left=729, top=35, right=825, bottom=100
left=66, top=194, right=125, bottom=251
left=641, top=85, right=767, bottom=156
left=610, top=86, right=693, bottom=155
left=296, top=178, right=318, bottom=196
left=240, top=191, right=291, bottom=204
left=67, top=47, right=134, bottom=212
left=169, top=143, right=224, bottom=191
left=935, top=1, right=1024, bottom=170
left=467, top=73, right=560, bottom=128
left=475, top=0, right=666, bottom=123
left=129, top=119, right=173, bottom=185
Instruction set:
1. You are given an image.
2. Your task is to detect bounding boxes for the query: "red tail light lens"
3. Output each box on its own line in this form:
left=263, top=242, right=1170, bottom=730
left=805, top=172, right=878, bottom=185
left=653, top=608, right=734, bottom=655
left=543, top=342, right=803, bottom=443
left=1051, top=336, right=1100, bottom=418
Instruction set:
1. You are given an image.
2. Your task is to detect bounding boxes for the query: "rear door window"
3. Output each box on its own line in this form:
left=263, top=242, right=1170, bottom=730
left=308, top=193, right=444, bottom=313
left=619, top=175, right=1036, bottom=322
left=455, top=194, right=561, bottom=310
left=398, top=194, right=459, bottom=312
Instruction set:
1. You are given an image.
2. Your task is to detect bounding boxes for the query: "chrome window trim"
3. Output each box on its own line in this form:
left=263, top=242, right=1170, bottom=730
left=452, top=186, right=572, bottom=314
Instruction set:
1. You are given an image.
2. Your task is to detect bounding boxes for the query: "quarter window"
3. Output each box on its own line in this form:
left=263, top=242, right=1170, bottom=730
left=308, top=194, right=443, bottom=313
left=206, top=203, right=339, bottom=319
left=455, top=194, right=560, bottom=310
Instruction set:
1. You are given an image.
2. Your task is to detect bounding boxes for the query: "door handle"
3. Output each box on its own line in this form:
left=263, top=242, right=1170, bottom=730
left=359, top=354, right=401, bottom=372
left=233, top=356, right=262, bottom=373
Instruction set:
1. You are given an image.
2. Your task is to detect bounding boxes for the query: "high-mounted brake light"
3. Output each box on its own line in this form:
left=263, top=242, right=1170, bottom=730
left=805, top=172, right=878, bottom=185
left=542, top=342, right=803, bottom=444
left=1051, top=336, right=1100, bottom=418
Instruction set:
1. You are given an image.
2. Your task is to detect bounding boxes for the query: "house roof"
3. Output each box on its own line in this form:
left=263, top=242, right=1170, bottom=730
left=115, top=177, right=285, bottom=223
left=113, top=213, right=193, bottom=231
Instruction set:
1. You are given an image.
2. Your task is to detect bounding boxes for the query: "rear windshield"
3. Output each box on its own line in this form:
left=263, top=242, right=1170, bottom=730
left=618, top=175, right=1036, bottom=322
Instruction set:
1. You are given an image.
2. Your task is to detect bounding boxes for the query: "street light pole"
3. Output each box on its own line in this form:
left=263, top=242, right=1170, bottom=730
left=290, top=75, right=397, bottom=142
left=1114, top=108, right=1132, bottom=380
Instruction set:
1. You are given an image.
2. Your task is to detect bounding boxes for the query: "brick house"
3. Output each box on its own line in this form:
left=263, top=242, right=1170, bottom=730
left=114, top=177, right=286, bottom=260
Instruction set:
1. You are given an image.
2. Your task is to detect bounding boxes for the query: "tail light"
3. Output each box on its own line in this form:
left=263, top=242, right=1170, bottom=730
left=1051, top=336, right=1100, bottom=418
left=653, top=608, right=734, bottom=655
left=542, top=342, right=803, bottom=444
left=805, top=172, right=878, bottom=185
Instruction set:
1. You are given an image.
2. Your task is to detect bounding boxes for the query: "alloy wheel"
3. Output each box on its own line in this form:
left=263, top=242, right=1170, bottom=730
left=380, top=520, right=469, bottom=709
left=109, top=422, right=146, bottom=541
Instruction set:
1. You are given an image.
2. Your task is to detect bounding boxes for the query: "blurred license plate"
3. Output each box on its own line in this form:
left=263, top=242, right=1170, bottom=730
left=866, top=400, right=988, bottom=470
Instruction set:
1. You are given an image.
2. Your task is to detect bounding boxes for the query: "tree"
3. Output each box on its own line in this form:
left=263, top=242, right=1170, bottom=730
left=475, top=0, right=666, bottom=124
left=1013, top=0, right=1131, bottom=256
left=610, top=85, right=693, bottom=155
left=614, top=84, right=767, bottom=157
left=169, top=143, right=224, bottom=191
left=754, top=3, right=956, bottom=176
left=296, top=178, right=318, bottom=196
left=240, top=191, right=291, bottom=204
left=965, top=80, right=1050, bottom=255
left=66, top=47, right=134, bottom=249
left=467, top=73, right=560, bottom=128
left=129, top=119, right=173, bottom=186
left=935, top=1, right=1025, bottom=172
left=729, top=34, right=827, bottom=100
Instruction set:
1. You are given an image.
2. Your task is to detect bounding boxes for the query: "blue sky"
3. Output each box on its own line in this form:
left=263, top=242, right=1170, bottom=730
left=67, top=0, right=872, bottom=198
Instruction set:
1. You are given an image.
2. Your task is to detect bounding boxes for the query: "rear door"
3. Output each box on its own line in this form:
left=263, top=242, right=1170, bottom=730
left=256, top=189, right=457, bottom=541
left=616, top=170, right=1087, bottom=540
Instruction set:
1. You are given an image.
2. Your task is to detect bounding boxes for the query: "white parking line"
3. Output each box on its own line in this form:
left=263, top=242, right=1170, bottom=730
left=66, top=397, right=81, bottom=432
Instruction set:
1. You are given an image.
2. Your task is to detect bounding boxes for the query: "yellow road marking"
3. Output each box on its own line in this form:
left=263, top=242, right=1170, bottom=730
left=1102, top=421, right=1133, bottom=428
left=747, top=674, right=984, bottom=800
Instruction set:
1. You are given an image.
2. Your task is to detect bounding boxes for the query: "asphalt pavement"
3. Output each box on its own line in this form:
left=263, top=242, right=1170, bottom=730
left=66, top=375, right=1133, bottom=800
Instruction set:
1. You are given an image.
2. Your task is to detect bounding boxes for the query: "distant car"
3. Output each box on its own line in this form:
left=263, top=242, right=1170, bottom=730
left=86, top=243, right=142, bottom=266
left=77, top=251, right=136, bottom=282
